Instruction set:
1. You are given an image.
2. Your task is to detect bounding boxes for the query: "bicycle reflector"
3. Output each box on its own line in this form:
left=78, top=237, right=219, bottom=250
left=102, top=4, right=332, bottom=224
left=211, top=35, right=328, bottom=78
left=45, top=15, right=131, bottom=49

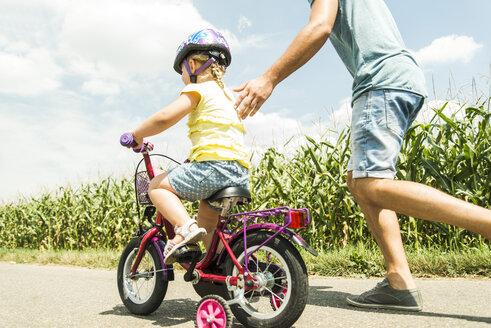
left=289, top=211, right=306, bottom=229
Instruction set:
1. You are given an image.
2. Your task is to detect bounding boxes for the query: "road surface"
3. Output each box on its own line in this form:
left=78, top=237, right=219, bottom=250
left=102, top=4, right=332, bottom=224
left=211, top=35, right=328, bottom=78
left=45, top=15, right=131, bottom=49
left=0, top=262, right=490, bottom=327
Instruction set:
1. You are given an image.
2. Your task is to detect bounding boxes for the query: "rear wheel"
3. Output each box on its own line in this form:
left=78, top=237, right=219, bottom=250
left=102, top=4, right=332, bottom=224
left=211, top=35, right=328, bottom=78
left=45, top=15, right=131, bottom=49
left=224, top=231, right=308, bottom=328
left=117, top=238, right=168, bottom=315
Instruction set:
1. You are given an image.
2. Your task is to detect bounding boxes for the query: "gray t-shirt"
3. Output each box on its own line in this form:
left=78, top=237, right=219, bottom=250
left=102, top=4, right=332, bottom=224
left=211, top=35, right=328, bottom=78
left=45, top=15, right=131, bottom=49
left=308, top=0, right=427, bottom=102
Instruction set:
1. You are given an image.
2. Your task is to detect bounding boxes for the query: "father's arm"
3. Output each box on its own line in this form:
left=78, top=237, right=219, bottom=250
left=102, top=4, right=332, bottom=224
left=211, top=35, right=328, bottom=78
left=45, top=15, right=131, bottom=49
left=234, top=0, right=338, bottom=119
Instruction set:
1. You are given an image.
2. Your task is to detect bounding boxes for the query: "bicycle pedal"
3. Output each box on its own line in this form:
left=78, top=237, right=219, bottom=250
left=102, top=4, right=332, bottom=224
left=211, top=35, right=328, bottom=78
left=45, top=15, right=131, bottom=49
left=173, top=243, right=202, bottom=263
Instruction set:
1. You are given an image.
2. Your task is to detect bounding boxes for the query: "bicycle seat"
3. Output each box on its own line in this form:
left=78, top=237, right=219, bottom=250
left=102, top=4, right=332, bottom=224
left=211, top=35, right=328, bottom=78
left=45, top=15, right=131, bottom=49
left=207, top=186, right=251, bottom=205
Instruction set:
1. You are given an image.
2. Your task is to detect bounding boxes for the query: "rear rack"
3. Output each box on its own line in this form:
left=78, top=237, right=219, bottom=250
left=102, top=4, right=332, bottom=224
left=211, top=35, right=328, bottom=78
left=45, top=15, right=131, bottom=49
left=228, top=206, right=310, bottom=232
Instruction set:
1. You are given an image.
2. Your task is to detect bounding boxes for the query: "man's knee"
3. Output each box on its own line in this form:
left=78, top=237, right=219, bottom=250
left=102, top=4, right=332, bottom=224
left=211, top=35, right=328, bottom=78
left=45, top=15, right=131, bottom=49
left=347, top=173, right=384, bottom=205
left=347, top=171, right=366, bottom=200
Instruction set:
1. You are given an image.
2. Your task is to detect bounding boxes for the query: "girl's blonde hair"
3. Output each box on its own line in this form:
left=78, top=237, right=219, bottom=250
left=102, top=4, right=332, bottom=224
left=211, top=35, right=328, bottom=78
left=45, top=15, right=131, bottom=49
left=188, top=53, right=226, bottom=89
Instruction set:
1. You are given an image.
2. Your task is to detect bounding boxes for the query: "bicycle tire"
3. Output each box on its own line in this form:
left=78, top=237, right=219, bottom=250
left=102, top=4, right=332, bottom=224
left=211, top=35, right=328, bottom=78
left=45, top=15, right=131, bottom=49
left=223, top=231, right=309, bottom=328
left=117, top=238, right=168, bottom=315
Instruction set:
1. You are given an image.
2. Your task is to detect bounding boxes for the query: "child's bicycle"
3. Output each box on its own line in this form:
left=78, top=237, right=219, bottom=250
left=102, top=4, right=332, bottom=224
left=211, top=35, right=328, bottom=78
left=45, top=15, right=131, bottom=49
left=118, top=133, right=318, bottom=328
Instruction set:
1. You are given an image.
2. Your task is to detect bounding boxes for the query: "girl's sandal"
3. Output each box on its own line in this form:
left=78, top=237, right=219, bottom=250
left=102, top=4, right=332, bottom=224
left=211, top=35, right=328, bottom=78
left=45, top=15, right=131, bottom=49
left=164, top=219, right=206, bottom=264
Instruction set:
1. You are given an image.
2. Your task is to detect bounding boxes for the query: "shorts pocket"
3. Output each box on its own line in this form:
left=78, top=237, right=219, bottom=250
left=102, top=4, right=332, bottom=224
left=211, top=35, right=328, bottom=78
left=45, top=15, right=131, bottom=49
left=192, top=162, right=216, bottom=185
left=384, top=91, right=407, bottom=138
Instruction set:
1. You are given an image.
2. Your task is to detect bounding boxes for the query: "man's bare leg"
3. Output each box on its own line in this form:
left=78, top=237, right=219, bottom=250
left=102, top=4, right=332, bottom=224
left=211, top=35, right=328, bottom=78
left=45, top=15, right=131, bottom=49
left=347, top=171, right=491, bottom=290
left=348, top=174, right=491, bottom=239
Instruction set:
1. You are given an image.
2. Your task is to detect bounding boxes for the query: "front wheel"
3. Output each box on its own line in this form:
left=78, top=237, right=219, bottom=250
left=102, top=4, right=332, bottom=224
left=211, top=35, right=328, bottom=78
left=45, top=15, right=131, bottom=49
left=117, top=238, right=168, bottom=315
left=224, top=231, right=309, bottom=328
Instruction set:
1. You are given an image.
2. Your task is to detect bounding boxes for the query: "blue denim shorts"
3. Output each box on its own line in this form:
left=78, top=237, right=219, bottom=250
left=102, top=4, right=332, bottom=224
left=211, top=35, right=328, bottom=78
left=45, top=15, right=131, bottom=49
left=167, top=160, right=249, bottom=204
left=348, top=89, right=424, bottom=179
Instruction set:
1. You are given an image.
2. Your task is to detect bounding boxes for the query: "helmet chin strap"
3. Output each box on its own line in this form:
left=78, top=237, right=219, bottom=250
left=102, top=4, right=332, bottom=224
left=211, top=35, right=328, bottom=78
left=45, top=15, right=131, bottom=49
left=183, top=57, right=216, bottom=83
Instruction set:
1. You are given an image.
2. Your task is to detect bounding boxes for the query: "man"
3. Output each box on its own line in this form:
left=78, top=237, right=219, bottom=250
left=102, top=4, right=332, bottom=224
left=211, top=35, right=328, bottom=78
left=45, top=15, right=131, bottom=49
left=233, top=0, right=491, bottom=311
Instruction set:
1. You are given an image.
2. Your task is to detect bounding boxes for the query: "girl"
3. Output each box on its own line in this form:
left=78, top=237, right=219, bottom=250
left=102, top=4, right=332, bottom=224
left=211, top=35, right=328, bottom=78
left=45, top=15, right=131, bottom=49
left=129, top=29, right=249, bottom=264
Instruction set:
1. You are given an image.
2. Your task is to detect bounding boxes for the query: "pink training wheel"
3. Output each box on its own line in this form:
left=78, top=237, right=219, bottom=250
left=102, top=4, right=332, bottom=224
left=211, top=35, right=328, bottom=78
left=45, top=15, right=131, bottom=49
left=196, top=295, right=232, bottom=328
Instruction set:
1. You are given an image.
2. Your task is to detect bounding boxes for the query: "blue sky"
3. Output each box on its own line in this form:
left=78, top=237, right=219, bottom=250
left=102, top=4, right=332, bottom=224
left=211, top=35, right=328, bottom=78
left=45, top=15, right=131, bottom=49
left=0, top=0, right=489, bottom=202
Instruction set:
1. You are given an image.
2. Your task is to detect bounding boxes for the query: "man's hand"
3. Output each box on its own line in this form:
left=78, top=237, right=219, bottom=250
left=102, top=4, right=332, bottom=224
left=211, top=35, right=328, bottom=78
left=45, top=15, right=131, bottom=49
left=233, top=0, right=335, bottom=120
left=233, top=75, right=274, bottom=119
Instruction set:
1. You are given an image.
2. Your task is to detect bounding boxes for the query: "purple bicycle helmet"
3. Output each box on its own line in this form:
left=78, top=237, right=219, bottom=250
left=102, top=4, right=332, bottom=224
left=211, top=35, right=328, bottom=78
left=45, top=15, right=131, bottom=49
left=174, top=28, right=231, bottom=83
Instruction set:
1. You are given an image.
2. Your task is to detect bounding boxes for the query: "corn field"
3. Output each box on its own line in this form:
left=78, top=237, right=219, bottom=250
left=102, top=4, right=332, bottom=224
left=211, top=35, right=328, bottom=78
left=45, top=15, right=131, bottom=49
left=0, top=100, right=489, bottom=251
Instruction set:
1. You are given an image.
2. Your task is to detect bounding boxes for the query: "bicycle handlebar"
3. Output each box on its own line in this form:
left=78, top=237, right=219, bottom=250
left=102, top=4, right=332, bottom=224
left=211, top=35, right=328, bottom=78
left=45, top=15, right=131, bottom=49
left=120, top=132, right=153, bottom=153
left=120, top=132, right=137, bottom=147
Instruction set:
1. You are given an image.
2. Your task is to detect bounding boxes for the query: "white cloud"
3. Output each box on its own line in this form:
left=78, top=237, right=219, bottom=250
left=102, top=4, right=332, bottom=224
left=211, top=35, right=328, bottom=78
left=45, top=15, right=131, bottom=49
left=243, top=111, right=310, bottom=163
left=327, top=97, right=352, bottom=129
left=0, top=0, right=267, bottom=99
left=416, top=99, right=465, bottom=124
left=0, top=0, right=252, bottom=201
left=0, top=46, right=62, bottom=96
left=244, top=112, right=302, bottom=145
left=0, top=0, right=220, bottom=97
left=413, top=35, right=483, bottom=66
left=0, top=105, right=190, bottom=202
left=0, top=33, right=8, bottom=46
left=238, top=16, right=252, bottom=32
left=82, top=79, right=120, bottom=95
left=58, top=0, right=212, bottom=79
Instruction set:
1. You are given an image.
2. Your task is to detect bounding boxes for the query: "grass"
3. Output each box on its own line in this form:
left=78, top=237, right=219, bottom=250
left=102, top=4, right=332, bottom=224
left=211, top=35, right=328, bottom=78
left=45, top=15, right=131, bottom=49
left=300, top=245, right=491, bottom=278
left=0, top=248, right=120, bottom=270
left=1, top=245, right=489, bottom=278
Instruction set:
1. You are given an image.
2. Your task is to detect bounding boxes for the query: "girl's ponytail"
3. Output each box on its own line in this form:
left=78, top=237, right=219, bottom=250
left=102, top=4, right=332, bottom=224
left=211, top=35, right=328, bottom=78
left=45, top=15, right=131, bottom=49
left=210, top=62, right=226, bottom=90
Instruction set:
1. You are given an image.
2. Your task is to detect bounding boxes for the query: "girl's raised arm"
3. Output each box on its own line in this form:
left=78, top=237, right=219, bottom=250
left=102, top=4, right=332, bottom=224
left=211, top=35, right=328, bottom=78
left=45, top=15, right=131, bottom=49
left=132, top=92, right=200, bottom=146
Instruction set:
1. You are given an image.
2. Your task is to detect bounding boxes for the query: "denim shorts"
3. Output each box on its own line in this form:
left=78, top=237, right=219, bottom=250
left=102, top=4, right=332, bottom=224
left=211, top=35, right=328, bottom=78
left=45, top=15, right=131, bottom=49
left=167, top=160, right=249, bottom=204
left=348, top=89, right=424, bottom=179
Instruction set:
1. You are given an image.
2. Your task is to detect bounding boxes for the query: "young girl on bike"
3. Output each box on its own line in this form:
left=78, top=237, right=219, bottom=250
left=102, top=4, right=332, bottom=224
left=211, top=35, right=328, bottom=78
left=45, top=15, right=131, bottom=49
left=128, top=28, right=250, bottom=264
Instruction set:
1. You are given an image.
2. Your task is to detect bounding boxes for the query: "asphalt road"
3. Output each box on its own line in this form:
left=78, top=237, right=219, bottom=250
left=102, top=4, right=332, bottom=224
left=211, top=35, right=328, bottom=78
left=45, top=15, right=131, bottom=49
left=0, top=262, right=490, bottom=327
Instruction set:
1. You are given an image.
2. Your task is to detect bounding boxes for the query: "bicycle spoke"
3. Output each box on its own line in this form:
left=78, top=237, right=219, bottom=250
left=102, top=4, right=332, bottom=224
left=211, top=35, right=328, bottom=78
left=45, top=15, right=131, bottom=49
left=251, top=256, right=259, bottom=274
left=264, top=287, right=283, bottom=305
left=273, top=282, right=287, bottom=290
left=247, top=290, right=255, bottom=303
left=271, top=266, right=282, bottom=276
left=263, top=255, right=273, bottom=273
left=134, top=280, right=142, bottom=299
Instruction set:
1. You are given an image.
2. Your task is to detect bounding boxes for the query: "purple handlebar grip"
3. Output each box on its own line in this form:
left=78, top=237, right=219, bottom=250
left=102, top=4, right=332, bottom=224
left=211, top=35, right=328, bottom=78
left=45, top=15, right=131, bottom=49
left=120, top=132, right=137, bottom=147
left=120, top=132, right=144, bottom=152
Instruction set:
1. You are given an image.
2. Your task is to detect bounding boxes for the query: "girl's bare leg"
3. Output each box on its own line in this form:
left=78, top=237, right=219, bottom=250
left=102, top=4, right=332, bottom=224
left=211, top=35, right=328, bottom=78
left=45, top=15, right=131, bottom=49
left=197, top=200, right=221, bottom=251
left=148, top=171, right=198, bottom=245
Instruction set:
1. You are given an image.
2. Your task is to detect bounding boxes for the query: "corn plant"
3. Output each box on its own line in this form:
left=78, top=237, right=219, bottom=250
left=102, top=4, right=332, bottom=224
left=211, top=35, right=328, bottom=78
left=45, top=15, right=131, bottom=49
left=0, top=100, right=489, bottom=251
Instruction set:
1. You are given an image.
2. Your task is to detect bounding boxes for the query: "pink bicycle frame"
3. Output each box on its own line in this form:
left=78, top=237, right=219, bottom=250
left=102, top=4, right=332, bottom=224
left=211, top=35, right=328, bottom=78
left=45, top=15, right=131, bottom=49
left=127, top=143, right=249, bottom=287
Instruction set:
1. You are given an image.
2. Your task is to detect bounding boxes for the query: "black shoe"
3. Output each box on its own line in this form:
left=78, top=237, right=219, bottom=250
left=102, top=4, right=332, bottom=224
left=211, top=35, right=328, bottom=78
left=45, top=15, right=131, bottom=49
left=346, top=279, right=423, bottom=312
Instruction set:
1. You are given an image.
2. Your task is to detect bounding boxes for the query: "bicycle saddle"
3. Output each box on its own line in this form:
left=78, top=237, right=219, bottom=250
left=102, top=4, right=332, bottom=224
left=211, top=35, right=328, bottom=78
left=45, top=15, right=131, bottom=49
left=207, top=186, right=251, bottom=205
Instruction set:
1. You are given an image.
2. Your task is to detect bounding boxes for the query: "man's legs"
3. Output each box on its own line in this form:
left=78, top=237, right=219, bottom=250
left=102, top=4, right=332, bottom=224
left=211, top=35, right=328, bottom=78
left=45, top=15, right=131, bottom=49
left=346, top=172, right=491, bottom=311
left=347, top=171, right=416, bottom=289
left=345, top=89, right=491, bottom=310
left=347, top=172, right=491, bottom=290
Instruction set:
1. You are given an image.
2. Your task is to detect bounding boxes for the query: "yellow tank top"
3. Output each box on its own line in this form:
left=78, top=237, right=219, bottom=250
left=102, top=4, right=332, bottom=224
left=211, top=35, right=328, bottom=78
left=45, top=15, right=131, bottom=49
left=181, top=81, right=249, bottom=168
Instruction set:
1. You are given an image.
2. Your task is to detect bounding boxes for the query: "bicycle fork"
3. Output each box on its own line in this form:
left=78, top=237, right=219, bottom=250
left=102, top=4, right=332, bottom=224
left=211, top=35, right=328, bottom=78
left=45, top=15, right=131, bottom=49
left=129, top=213, right=174, bottom=280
